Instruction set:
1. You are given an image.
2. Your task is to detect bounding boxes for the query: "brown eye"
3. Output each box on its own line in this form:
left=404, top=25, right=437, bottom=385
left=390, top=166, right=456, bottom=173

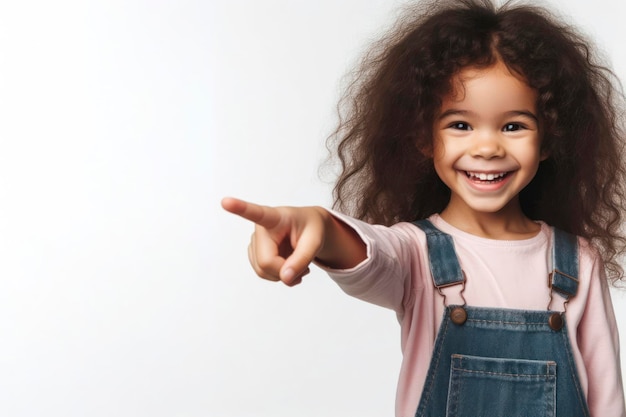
left=503, top=123, right=523, bottom=132
left=449, top=122, right=471, bottom=131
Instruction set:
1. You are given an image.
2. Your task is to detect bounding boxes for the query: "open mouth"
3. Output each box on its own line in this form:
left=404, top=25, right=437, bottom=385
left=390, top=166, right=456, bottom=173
left=465, top=171, right=510, bottom=183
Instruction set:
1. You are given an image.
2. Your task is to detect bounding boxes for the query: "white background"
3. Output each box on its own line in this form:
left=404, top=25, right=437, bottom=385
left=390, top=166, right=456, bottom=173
left=0, top=0, right=625, bottom=416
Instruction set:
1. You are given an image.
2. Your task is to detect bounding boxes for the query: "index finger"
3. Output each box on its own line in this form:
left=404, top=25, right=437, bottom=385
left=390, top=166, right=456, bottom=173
left=221, top=197, right=282, bottom=229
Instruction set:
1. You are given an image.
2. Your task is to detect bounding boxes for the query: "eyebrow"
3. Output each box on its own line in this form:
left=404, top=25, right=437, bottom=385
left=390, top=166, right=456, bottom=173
left=438, top=109, right=538, bottom=122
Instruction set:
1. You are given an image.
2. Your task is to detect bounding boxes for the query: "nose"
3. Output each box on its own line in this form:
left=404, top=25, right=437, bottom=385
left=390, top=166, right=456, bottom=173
left=470, top=132, right=504, bottom=159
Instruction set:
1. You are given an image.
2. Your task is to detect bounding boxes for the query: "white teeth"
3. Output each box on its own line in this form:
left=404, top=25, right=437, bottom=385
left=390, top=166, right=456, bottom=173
left=466, top=171, right=507, bottom=181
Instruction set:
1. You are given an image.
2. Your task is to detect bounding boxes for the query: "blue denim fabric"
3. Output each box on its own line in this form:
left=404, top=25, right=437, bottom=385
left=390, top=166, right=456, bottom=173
left=448, top=354, right=556, bottom=417
left=415, top=219, right=465, bottom=288
left=551, top=228, right=580, bottom=298
left=413, top=221, right=589, bottom=417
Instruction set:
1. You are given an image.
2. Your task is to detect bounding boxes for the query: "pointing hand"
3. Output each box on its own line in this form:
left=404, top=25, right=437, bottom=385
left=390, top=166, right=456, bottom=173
left=221, top=197, right=327, bottom=286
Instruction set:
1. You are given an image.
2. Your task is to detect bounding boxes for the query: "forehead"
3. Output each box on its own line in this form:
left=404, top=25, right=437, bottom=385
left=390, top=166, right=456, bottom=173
left=442, top=62, right=537, bottom=112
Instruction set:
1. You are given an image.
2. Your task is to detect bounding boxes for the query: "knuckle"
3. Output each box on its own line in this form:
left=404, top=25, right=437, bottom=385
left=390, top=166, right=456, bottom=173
left=262, top=275, right=280, bottom=282
left=252, top=264, right=278, bottom=281
left=256, top=257, right=275, bottom=272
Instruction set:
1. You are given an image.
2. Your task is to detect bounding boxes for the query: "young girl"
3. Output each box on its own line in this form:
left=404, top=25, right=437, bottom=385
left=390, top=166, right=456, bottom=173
left=222, top=0, right=626, bottom=415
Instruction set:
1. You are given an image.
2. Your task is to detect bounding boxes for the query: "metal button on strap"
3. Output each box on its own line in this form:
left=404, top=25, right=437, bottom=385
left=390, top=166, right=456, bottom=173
left=549, top=312, right=564, bottom=331
left=450, top=306, right=467, bottom=325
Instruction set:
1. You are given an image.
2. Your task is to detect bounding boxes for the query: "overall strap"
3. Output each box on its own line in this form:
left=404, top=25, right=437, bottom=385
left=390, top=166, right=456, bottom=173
left=413, top=219, right=464, bottom=289
left=413, top=220, right=580, bottom=299
left=550, top=228, right=580, bottom=299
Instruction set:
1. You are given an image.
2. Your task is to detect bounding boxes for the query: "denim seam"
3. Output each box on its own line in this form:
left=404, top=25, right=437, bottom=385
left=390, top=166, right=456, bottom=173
left=560, top=329, right=591, bottom=417
left=451, top=368, right=556, bottom=378
left=416, top=315, right=450, bottom=416
left=465, top=318, right=548, bottom=326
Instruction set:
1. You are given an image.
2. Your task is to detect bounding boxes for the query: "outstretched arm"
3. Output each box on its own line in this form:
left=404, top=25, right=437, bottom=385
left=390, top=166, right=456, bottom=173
left=221, top=197, right=367, bottom=286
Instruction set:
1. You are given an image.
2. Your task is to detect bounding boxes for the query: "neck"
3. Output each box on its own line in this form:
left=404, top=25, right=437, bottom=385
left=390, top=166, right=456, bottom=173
left=439, top=201, right=540, bottom=240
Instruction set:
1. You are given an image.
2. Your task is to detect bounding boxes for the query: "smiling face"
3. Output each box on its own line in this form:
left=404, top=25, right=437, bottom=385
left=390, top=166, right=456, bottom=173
left=433, top=62, right=546, bottom=224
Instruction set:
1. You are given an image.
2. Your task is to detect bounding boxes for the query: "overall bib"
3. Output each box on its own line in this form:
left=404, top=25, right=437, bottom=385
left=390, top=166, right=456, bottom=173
left=413, top=220, right=590, bottom=417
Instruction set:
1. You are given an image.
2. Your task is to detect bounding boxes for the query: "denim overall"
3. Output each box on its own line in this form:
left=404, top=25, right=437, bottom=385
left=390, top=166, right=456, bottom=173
left=413, top=220, right=590, bottom=417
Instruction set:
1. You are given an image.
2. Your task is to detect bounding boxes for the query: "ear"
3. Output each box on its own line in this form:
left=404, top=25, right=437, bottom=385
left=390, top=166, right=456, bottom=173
left=419, top=144, right=433, bottom=158
left=540, top=148, right=550, bottom=161
left=417, top=137, right=435, bottom=158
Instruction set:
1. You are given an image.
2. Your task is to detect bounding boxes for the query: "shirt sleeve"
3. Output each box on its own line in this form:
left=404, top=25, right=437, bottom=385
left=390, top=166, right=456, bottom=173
left=315, top=210, right=424, bottom=314
left=577, top=247, right=626, bottom=416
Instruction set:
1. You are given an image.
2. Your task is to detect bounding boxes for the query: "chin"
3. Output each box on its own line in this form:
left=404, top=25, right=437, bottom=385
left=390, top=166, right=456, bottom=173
left=466, top=201, right=512, bottom=214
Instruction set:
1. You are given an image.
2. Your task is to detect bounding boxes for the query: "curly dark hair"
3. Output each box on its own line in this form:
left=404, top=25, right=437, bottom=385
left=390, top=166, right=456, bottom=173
left=329, top=0, right=626, bottom=282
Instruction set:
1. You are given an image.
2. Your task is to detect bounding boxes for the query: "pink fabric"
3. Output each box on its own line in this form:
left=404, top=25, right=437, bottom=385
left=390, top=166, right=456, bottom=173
left=322, top=212, right=625, bottom=417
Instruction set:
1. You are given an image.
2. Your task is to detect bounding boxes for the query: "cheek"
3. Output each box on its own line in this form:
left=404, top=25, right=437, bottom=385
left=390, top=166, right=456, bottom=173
left=432, top=136, right=460, bottom=167
left=431, top=144, right=452, bottom=181
left=519, top=148, right=543, bottom=174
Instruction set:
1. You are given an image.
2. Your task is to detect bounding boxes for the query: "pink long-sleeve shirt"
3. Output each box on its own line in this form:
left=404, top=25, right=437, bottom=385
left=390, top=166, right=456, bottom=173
left=323, top=212, right=625, bottom=417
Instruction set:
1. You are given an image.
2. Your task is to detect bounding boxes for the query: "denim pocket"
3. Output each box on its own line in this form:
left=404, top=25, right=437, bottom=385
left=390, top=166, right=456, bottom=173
left=446, top=354, right=556, bottom=417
